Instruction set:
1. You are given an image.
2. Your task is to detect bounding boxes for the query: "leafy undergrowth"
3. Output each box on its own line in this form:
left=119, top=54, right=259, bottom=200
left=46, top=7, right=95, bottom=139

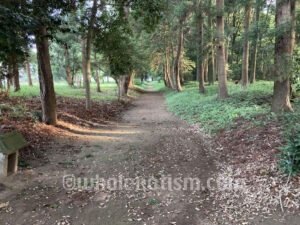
left=9, top=82, right=118, bottom=101
left=0, top=95, right=130, bottom=164
left=134, top=81, right=165, bottom=91
left=165, top=81, right=300, bottom=221
left=165, top=81, right=279, bottom=134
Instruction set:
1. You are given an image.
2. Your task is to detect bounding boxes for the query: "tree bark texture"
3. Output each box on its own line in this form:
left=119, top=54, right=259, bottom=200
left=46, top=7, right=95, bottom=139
left=216, top=0, right=229, bottom=99
left=271, top=0, right=295, bottom=112
left=241, top=3, right=251, bottom=87
left=35, top=25, right=57, bottom=125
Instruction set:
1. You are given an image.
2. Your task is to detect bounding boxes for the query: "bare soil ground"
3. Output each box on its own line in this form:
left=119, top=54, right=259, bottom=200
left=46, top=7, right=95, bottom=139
left=0, top=92, right=299, bottom=225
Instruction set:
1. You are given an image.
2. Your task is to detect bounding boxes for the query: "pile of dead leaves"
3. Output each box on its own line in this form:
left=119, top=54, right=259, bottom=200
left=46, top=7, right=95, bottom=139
left=0, top=95, right=130, bottom=160
left=208, top=116, right=300, bottom=224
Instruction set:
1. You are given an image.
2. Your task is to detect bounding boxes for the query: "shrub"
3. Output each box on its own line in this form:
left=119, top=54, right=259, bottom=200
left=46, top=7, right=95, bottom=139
left=278, top=124, right=300, bottom=176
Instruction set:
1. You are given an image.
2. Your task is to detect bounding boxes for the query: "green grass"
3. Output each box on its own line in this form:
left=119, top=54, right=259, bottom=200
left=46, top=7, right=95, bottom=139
left=165, top=81, right=300, bottom=135
left=9, top=81, right=118, bottom=101
left=152, top=81, right=165, bottom=91
left=134, top=81, right=149, bottom=90
left=134, top=80, right=165, bottom=91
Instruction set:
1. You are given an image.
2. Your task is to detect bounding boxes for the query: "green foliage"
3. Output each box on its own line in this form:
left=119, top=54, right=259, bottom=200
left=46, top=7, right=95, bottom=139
left=134, top=80, right=164, bottom=91
left=165, top=81, right=276, bottom=134
left=32, top=111, right=42, bottom=122
left=51, top=204, right=59, bottom=209
left=0, top=3, right=30, bottom=73
left=9, top=82, right=118, bottom=101
left=94, top=11, right=134, bottom=78
left=85, top=154, right=93, bottom=159
left=131, top=0, right=165, bottom=32
left=152, top=81, right=165, bottom=91
left=149, top=199, right=159, bottom=206
left=18, top=159, right=30, bottom=168
left=278, top=125, right=300, bottom=176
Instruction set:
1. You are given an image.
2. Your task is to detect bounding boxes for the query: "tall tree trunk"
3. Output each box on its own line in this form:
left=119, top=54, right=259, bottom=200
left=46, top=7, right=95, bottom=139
left=216, top=0, right=229, bottom=99
left=64, top=45, right=73, bottom=86
left=81, top=39, right=87, bottom=89
left=129, top=72, right=135, bottom=88
left=96, top=69, right=101, bottom=92
left=12, top=55, right=20, bottom=92
left=241, top=3, right=251, bottom=88
left=204, top=58, right=208, bottom=82
left=209, top=53, right=215, bottom=85
left=208, top=1, right=215, bottom=85
left=180, top=56, right=184, bottom=86
left=163, top=65, right=169, bottom=87
left=83, top=0, right=98, bottom=110
left=165, top=50, right=175, bottom=89
left=197, top=13, right=205, bottom=93
left=35, top=25, right=57, bottom=125
left=290, top=1, right=297, bottom=99
left=250, top=3, right=260, bottom=83
left=6, top=62, right=13, bottom=95
left=77, top=75, right=82, bottom=88
left=25, top=60, right=33, bottom=86
left=124, top=76, right=130, bottom=95
left=271, top=0, right=295, bottom=112
left=94, top=52, right=101, bottom=92
left=117, top=75, right=130, bottom=98
left=169, top=43, right=176, bottom=90
left=174, top=29, right=183, bottom=92
left=175, top=14, right=188, bottom=92
left=230, top=14, right=237, bottom=67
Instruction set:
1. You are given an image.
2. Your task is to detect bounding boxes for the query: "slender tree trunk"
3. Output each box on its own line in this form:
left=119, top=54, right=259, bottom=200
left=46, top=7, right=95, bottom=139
left=174, top=30, right=183, bottom=91
left=290, top=1, right=297, bottom=99
left=64, top=45, right=73, bottom=86
left=94, top=52, right=101, bottom=92
left=12, top=55, right=20, bottom=92
left=250, top=4, right=260, bottom=83
left=25, top=60, right=33, bottom=86
left=208, top=53, right=215, bottom=85
left=208, top=2, right=215, bottom=85
left=163, top=65, right=169, bottom=87
left=117, top=79, right=121, bottom=101
left=271, top=0, right=295, bottom=112
left=129, top=72, right=135, bottom=88
left=81, top=39, right=87, bottom=89
left=204, top=59, right=208, bottom=82
left=241, top=3, right=251, bottom=88
left=175, top=15, right=188, bottom=92
left=6, top=62, right=12, bottom=95
left=168, top=47, right=175, bottom=89
left=197, top=13, right=205, bottom=93
left=124, top=76, right=130, bottom=95
left=35, top=25, right=57, bottom=125
left=216, top=0, right=229, bottom=99
left=77, top=75, right=82, bottom=88
left=83, top=0, right=98, bottom=110
left=180, top=57, right=184, bottom=86
left=96, top=69, right=101, bottom=92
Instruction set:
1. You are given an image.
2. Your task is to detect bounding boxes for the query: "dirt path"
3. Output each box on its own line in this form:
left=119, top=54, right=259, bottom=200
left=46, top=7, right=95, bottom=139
left=0, top=92, right=299, bottom=225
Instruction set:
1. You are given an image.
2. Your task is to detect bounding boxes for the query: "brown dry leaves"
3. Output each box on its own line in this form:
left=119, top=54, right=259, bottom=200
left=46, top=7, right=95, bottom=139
left=207, top=117, right=300, bottom=224
left=0, top=95, right=130, bottom=160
